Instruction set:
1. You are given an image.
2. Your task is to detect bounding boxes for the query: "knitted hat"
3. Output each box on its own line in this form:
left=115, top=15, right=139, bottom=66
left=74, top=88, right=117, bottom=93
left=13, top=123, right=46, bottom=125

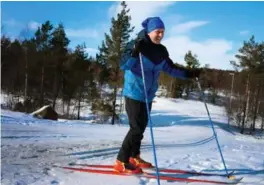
left=142, top=17, right=165, bottom=33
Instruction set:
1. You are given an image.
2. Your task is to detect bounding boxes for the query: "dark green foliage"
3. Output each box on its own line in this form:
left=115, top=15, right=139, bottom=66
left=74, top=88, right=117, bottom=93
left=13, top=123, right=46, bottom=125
left=184, top=51, right=201, bottom=99
left=184, top=50, right=200, bottom=69
left=229, top=36, right=264, bottom=133
left=92, top=1, right=134, bottom=124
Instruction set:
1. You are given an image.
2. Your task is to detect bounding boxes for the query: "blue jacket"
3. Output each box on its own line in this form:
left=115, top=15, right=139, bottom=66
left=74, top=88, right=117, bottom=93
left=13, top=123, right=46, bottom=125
left=120, top=30, right=187, bottom=103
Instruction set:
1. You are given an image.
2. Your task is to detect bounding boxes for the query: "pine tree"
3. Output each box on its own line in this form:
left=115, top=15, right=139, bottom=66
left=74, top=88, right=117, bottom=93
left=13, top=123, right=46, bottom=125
left=230, top=36, right=264, bottom=133
left=50, top=23, right=70, bottom=109
left=34, top=21, right=53, bottom=107
left=184, top=51, right=200, bottom=99
left=68, top=44, right=98, bottom=120
left=232, top=36, right=263, bottom=72
left=1, top=36, right=12, bottom=86
left=184, top=50, right=200, bottom=69
left=94, top=1, right=134, bottom=124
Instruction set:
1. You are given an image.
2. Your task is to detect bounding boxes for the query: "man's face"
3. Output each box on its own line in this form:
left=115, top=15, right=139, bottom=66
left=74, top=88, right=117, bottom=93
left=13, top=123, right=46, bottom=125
left=148, top=29, right=165, bottom=44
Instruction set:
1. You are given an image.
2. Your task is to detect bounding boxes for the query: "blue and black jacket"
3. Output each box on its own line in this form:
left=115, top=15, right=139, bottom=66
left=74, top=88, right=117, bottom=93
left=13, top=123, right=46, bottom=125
left=120, top=30, right=188, bottom=103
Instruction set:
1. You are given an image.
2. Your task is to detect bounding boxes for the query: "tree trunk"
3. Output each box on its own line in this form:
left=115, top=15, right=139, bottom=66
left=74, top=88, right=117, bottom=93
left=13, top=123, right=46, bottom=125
left=52, top=70, right=62, bottom=110
left=63, top=98, right=65, bottom=115
left=52, top=70, right=58, bottom=109
left=119, top=88, right=124, bottom=116
left=67, top=99, right=71, bottom=118
left=245, top=86, right=250, bottom=125
left=252, top=81, right=261, bottom=132
left=111, top=87, right=117, bottom=125
left=61, top=71, right=65, bottom=115
left=241, top=75, right=250, bottom=134
left=261, top=116, right=264, bottom=131
left=40, top=64, right=45, bottom=107
left=77, top=86, right=84, bottom=120
left=24, top=49, right=28, bottom=101
left=77, top=95, right=81, bottom=120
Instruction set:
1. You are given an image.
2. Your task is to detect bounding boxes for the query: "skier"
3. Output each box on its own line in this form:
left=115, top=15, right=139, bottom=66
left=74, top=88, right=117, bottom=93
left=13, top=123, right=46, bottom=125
left=114, top=17, right=201, bottom=174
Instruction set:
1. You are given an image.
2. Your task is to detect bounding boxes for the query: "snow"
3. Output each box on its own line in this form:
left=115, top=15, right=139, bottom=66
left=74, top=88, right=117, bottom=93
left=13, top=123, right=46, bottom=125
left=1, top=96, right=264, bottom=185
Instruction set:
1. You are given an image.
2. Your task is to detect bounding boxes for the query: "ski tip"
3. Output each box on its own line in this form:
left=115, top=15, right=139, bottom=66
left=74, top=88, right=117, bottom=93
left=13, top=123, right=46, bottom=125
left=231, top=177, right=243, bottom=184
left=237, top=177, right=243, bottom=181
left=52, top=165, right=69, bottom=169
left=68, top=162, right=76, bottom=166
left=228, top=175, right=236, bottom=180
left=52, top=165, right=60, bottom=168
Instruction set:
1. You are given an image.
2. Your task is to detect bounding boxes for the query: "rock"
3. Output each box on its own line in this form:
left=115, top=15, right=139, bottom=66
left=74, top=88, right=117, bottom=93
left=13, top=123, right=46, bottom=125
left=32, top=105, right=58, bottom=120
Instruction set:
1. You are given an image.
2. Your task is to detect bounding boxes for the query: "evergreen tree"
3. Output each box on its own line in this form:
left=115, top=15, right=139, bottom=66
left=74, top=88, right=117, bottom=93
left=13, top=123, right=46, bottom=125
left=1, top=36, right=12, bottom=86
left=50, top=23, right=70, bottom=109
left=94, top=1, right=134, bottom=124
left=20, top=38, right=39, bottom=112
left=230, top=36, right=264, bottom=133
left=69, top=44, right=97, bottom=119
left=184, top=51, right=201, bottom=99
left=232, top=36, right=263, bottom=73
left=34, top=21, right=54, bottom=106
left=184, top=50, right=200, bottom=69
left=8, top=39, right=25, bottom=94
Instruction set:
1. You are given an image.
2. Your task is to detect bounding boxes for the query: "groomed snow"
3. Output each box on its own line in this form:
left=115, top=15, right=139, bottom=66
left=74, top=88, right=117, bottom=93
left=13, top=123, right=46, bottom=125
left=1, top=97, right=264, bottom=185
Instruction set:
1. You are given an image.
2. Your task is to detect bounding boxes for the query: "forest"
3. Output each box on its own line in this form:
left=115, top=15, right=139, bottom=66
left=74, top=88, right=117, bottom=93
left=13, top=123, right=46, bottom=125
left=1, top=2, right=263, bottom=134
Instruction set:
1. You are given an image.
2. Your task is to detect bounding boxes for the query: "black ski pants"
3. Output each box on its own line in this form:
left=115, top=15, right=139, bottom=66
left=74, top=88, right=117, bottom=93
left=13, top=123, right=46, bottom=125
left=117, top=97, right=152, bottom=163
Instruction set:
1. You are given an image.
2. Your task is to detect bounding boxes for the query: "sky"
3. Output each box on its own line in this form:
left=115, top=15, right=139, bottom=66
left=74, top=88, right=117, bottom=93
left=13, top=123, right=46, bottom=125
left=1, top=1, right=264, bottom=70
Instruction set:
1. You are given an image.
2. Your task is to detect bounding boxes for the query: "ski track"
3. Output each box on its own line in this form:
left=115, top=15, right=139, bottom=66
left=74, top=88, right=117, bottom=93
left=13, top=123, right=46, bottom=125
left=2, top=126, right=263, bottom=185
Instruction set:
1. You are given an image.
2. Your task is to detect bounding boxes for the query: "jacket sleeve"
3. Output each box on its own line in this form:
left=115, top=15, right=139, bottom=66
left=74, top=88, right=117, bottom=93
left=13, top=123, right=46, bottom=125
left=162, top=57, right=188, bottom=80
left=120, top=40, right=138, bottom=71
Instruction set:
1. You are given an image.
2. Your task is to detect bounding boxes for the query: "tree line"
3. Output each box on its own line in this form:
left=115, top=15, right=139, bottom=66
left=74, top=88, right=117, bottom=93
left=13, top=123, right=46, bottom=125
left=1, top=2, right=263, bottom=133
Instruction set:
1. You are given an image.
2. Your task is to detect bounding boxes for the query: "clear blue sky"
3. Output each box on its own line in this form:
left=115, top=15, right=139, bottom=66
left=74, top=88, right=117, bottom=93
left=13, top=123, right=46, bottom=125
left=2, top=1, right=264, bottom=70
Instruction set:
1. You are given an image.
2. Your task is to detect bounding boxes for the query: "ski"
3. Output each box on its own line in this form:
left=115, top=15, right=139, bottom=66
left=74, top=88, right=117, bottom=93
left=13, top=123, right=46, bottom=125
left=58, top=166, right=243, bottom=184
left=69, top=163, right=235, bottom=177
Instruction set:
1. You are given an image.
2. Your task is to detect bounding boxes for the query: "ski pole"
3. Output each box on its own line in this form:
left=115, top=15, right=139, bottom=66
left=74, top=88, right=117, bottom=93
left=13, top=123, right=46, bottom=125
left=139, top=53, right=160, bottom=185
left=195, top=77, right=234, bottom=179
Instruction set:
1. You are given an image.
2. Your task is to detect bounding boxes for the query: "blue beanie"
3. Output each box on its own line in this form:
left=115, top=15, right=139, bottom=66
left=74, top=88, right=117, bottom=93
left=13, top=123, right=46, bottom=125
left=142, top=17, right=165, bottom=33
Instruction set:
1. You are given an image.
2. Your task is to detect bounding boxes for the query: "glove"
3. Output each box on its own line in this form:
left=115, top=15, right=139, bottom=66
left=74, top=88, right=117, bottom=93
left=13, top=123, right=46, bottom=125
left=131, top=39, right=144, bottom=57
left=186, top=68, right=202, bottom=79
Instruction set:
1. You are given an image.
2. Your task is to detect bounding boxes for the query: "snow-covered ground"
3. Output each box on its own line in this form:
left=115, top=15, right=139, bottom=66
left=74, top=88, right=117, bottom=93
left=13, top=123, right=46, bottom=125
left=1, top=97, right=264, bottom=185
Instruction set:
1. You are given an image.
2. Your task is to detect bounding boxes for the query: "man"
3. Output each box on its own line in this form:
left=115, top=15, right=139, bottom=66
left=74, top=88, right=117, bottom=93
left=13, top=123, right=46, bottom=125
left=114, top=17, right=200, bottom=174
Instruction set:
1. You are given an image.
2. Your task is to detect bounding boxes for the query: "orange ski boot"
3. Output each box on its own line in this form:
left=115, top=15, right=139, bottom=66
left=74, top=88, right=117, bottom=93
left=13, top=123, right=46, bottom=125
left=129, top=155, right=153, bottom=168
left=113, top=160, right=143, bottom=174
